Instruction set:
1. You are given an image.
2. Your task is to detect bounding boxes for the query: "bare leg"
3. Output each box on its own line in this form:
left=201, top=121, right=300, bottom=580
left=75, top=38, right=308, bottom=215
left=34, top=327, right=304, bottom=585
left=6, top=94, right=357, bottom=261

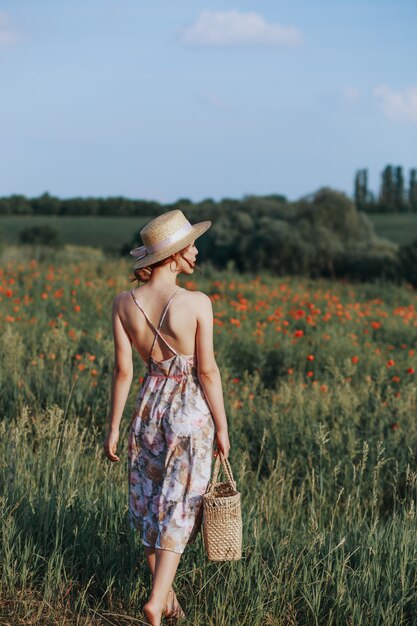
left=143, top=548, right=182, bottom=626
left=144, top=547, right=184, bottom=617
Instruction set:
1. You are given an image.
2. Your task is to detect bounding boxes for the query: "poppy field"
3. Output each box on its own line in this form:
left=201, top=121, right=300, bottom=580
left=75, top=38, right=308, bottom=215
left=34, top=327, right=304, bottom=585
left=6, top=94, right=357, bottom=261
left=1, top=245, right=417, bottom=625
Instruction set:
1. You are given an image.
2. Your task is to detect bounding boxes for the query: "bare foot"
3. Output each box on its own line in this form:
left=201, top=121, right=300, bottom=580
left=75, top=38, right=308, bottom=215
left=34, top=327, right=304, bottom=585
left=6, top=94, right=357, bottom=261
left=143, top=599, right=163, bottom=626
left=164, top=588, right=185, bottom=620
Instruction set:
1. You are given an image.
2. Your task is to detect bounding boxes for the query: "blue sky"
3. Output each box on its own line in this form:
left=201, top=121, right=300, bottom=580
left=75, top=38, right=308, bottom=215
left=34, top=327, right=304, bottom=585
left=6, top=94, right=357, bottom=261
left=0, top=0, right=416, bottom=203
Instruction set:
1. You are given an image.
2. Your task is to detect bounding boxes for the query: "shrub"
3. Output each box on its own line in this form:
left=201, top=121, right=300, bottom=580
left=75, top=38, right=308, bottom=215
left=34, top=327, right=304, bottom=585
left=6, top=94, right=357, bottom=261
left=19, top=225, right=61, bottom=247
left=398, top=238, right=417, bottom=287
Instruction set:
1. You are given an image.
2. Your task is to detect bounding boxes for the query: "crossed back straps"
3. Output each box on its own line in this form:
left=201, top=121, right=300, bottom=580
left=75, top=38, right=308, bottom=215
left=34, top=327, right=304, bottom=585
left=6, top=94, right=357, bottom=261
left=130, top=287, right=183, bottom=363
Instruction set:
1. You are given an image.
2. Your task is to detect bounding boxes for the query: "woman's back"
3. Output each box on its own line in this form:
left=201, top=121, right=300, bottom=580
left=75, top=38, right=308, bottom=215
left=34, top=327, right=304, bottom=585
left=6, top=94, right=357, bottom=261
left=118, top=285, right=200, bottom=366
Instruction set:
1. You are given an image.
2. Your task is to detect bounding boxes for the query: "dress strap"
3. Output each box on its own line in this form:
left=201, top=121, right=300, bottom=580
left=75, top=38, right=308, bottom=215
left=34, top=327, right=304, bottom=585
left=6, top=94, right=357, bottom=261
left=148, top=287, right=183, bottom=360
left=130, top=287, right=183, bottom=363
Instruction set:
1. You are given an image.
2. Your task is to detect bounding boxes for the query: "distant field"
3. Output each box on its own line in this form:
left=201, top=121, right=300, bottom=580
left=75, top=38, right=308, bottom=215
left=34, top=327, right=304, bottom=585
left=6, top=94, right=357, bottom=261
left=0, top=216, right=147, bottom=250
left=367, top=212, right=417, bottom=245
left=1, top=212, right=417, bottom=249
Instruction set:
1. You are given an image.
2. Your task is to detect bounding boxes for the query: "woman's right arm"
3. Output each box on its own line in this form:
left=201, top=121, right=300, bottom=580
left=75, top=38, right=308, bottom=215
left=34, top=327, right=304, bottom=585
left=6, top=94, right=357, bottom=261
left=195, top=293, right=230, bottom=459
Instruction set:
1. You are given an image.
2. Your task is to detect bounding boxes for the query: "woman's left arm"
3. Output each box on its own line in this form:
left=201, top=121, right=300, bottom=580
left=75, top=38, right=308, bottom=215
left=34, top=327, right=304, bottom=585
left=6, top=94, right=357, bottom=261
left=103, top=294, right=133, bottom=462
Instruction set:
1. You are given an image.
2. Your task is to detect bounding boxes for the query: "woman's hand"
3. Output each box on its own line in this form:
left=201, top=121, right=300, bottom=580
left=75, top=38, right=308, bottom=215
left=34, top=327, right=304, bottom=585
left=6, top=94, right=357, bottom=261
left=103, top=427, right=120, bottom=462
left=214, top=429, right=230, bottom=460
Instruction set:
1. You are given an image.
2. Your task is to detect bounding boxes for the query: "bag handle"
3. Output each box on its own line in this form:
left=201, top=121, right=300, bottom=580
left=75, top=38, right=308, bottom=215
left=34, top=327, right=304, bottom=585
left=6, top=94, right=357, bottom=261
left=208, top=453, right=236, bottom=494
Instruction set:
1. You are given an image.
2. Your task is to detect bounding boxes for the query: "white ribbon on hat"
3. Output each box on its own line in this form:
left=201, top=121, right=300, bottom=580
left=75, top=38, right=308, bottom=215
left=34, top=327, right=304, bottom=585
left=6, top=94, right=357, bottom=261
left=130, top=222, right=194, bottom=259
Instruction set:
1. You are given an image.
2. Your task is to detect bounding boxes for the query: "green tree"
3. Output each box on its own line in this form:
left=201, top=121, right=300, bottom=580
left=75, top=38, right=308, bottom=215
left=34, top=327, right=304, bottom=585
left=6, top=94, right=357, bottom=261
left=409, top=169, right=417, bottom=213
left=354, top=169, right=368, bottom=211
left=379, top=165, right=396, bottom=212
left=398, top=238, right=417, bottom=286
left=31, top=192, right=61, bottom=215
left=395, top=166, right=406, bottom=212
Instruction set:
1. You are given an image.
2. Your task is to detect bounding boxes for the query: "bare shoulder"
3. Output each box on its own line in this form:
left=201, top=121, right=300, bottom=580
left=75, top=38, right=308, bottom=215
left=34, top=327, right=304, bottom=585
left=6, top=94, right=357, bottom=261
left=180, top=289, right=212, bottom=316
left=112, top=290, right=132, bottom=311
left=180, top=288, right=211, bottom=304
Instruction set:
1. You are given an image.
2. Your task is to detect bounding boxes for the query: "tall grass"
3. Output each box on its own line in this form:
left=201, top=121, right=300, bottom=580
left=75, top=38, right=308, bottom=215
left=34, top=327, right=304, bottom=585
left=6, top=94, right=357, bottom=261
left=1, top=399, right=416, bottom=624
left=1, top=247, right=417, bottom=623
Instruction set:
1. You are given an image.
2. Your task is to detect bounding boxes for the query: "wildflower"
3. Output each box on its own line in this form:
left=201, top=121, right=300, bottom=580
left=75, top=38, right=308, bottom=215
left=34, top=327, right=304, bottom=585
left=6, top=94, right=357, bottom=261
left=320, top=384, right=328, bottom=393
left=391, top=376, right=400, bottom=383
left=307, top=354, right=315, bottom=361
left=294, top=329, right=304, bottom=337
left=407, top=367, right=415, bottom=375
left=74, top=305, right=81, bottom=313
left=41, top=293, right=48, bottom=300
left=390, top=422, right=400, bottom=431
left=307, top=371, right=314, bottom=377
left=387, top=359, right=395, bottom=367
left=91, top=369, right=98, bottom=376
left=232, top=377, right=240, bottom=384
left=351, top=355, right=359, bottom=364
left=287, top=368, right=294, bottom=375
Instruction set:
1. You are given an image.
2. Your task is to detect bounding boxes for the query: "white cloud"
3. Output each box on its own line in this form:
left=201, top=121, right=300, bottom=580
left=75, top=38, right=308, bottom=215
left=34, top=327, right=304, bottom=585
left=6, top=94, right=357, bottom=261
left=373, top=84, right=417, bottom=124
left=182, top=10, right=303, bottom=47
left=0, top=12, right=19, bottom=48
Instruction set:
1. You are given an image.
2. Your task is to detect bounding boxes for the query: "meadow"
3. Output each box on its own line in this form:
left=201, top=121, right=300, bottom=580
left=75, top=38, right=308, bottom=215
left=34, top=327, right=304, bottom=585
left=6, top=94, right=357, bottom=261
left=0, top=216, right=147, bottom=251
left=2, top=211, right=417, bottom=249
left=0, top=245, right=417, bottom=625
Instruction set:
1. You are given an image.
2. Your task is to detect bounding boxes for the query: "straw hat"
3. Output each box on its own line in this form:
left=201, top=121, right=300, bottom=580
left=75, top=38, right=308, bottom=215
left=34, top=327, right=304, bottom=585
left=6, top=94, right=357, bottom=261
left=130, top=209, right=212, bottom=269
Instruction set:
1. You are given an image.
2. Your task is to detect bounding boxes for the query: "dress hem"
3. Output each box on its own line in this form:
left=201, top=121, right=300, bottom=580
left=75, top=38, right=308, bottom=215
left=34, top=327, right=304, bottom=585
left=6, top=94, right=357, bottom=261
left=141, top=539, right=184, bottom=555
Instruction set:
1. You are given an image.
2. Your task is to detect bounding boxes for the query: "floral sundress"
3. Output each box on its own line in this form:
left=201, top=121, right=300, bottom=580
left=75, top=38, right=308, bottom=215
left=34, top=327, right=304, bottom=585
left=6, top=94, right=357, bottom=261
left=127, top=286, right=216, bottom=554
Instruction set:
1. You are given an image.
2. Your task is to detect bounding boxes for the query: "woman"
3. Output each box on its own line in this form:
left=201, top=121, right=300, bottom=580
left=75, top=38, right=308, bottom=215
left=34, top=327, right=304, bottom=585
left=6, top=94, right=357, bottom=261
left=103, top=210, right=230, bottom=626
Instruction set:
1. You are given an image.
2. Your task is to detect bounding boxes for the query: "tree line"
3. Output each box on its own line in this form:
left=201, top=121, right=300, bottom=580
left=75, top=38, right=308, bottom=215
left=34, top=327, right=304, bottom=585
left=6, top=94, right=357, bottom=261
left=354, top=165, right=417, bottom=213
left=0, top=163, right=415, bottom=217
left=11, top=187, right=417, bottom=286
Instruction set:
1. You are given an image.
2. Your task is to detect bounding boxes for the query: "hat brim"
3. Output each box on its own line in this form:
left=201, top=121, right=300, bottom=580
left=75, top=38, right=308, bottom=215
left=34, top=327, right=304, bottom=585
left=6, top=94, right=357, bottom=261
left=130, top=220, right=212, bottom=270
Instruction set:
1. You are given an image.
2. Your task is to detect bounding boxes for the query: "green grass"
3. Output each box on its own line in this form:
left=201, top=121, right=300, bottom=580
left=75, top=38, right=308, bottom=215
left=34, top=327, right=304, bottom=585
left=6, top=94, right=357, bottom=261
left=368, top=212, right=417, bottom=245
left=0, top=216, right=147, bottom=251
left=1, top=246, right=417, bottom=624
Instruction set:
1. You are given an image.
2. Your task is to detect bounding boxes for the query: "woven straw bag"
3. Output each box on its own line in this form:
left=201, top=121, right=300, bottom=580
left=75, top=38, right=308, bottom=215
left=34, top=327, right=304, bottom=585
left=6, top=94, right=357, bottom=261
left=202, top=453, right=242, bottom=561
